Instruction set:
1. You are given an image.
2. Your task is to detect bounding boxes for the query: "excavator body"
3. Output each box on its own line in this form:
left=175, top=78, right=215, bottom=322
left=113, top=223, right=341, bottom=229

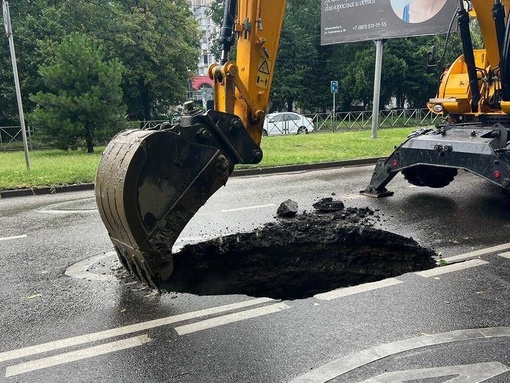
left=364, top=0, right=510, bottom=197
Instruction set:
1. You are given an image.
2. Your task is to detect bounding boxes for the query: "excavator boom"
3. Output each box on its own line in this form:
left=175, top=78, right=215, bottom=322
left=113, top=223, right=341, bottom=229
left=95, top=0, right=286, bottom=287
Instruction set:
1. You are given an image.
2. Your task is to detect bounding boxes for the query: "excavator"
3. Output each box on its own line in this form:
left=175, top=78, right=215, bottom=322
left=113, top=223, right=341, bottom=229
left=95, top=0, right=508, bottom=287
left=95, top=0, right=285, bottom=288
left=363, top=0, right=510, bottom=197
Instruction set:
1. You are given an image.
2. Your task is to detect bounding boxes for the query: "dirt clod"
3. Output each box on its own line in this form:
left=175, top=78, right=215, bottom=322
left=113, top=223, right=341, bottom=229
left=277, top=199, right=299, bottom=217
left=313, top=197, right=345, bottom=212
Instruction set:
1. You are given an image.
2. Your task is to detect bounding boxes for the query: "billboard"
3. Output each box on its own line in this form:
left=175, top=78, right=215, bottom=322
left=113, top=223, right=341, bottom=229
left=322, top=0, right=457, bottom=45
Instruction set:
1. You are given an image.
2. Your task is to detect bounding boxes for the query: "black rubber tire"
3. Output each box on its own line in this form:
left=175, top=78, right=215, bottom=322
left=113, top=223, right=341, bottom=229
left=297, top=127, right=307, bottom=134
left=262, top=129, right=268, bottom=137
left=402, top=165, right=458, bottom=188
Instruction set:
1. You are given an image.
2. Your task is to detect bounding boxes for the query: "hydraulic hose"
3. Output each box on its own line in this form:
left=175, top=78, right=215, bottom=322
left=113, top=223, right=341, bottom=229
left=493, top=0, right=506, bottom=61
left=500, top=1, right=510, bottom=100
left=458, top=0, right=481, bottom=112
left=220, top=0, right=237, bottom=64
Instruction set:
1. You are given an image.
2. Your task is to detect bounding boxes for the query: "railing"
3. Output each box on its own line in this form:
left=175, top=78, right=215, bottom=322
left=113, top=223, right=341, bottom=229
left=309, top=108, right=441, bottom=132
left=140, top=120, right=167, bottom=130
left=0, top=108, right=440, bottom=150
left=0, top=125, right=38, bottom=150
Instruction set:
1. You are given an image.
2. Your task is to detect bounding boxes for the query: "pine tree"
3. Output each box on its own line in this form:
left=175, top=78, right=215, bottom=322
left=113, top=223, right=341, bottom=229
left=29, top=33, right=125, bottom=153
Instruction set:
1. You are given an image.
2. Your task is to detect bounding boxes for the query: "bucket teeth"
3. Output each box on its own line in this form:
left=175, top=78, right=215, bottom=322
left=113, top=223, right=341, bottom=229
left=114, top=246, right=160, bottom=290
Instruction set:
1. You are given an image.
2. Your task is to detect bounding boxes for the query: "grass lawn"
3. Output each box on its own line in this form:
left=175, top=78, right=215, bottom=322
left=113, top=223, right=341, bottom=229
left=0, top=127, right=414, bottom=191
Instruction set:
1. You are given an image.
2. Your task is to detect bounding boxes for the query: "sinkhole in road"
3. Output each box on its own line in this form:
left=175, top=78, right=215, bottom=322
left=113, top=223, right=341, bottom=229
left=159, top=199, right=437, bottom=300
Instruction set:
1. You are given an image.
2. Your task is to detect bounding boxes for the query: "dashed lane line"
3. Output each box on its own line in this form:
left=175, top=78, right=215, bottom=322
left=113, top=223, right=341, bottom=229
left=499, top=251, right=510, bottom=259
left=314, top=278, right=403, bottom=301
left=221, top=203, right=276, bottom=213
left=37, top=198, right=96, bottom=214
left=0, top=234, right=27, bottom=242
left=175, top=302, right=289, bottom=335
left=443, top=242, right=510, bottom=263
left=314, top=244, right=507, bottom=301
left=415, top=259, right=489, bottom=278
left=5, top=335, right=151, bottom=377
left=0, top=297, right=273, bottom=363
left=38, top=209, right=95, bottom=214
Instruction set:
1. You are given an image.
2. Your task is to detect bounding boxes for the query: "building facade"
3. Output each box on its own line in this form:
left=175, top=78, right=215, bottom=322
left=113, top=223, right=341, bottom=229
left=187, top=0, right=218, bottom=107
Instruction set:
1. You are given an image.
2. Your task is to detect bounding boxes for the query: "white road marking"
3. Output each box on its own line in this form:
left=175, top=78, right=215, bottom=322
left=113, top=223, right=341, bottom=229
left=5, top=335, right=151, bottom=377
left=359, top=362, right=509, bottom=383
left=314, top=278, right=402, bottom=301
left=175, top=302, right=289, bottom=335
left=444, top=242, right=510, bottom=262
left=415, top=259, right=489, bottom=278
left=221, top=203, right=275, bottom=213
left=38, top=198, right=96, bottom=214
left=0, top=297, right=273, bottom=363
left=65, top=252, right=116, bottom=282
left=289, top=327, right=510, bottom=383
left=498, top=251, right=510, bottom=259
left=0, top=234, right=27, bottom=242
left=38, top=209, right=95, bottom=214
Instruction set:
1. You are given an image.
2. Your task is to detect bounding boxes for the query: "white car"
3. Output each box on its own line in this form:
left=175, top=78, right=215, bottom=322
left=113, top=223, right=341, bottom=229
left=262, top=112, right=314, bottom=136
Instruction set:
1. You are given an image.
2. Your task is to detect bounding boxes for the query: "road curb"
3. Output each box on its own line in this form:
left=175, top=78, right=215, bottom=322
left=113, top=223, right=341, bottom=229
left=0, top=183, right=95, bottom=199
left=231, top=157, right=381, bottom=177
left=0, top=157, right=382, bottom=199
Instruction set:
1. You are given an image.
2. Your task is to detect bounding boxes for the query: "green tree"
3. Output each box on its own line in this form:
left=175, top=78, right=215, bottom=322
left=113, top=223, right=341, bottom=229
left=29, top=33, right=125, bottom=153
left=1, top=0, right=200, bottom=124
left=102, top=0, right=200, bottom=120
left=271, top=0, right=319, bottom=112
left=0, top=1, right=66, bottom=124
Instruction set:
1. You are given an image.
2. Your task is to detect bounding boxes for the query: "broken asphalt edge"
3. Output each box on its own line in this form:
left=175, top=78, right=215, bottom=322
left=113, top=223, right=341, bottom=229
left=0, top=157, right=382, bottom=199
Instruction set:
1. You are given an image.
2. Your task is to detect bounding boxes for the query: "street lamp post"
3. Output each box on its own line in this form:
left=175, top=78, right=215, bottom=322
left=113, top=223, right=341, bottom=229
left=3, top=0, right=30, bottom=169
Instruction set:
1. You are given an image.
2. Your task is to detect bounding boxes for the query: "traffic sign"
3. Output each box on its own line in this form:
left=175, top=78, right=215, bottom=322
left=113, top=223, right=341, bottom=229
left=331, top=80, right=338, bottom=93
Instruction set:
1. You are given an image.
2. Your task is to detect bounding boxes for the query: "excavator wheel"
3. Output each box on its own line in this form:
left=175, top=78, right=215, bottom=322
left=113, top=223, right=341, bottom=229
left=402, top=165, right=458, bottom=188
left=95, top=129, right=232, bottom=288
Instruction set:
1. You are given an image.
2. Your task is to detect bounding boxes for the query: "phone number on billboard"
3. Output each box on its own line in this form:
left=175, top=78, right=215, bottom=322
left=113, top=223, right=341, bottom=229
left=353, top=22, right=387, bottom=31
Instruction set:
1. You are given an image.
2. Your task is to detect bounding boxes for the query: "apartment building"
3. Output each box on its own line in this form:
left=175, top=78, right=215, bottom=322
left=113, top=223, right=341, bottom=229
left=187, top=0, right=218, bottom=107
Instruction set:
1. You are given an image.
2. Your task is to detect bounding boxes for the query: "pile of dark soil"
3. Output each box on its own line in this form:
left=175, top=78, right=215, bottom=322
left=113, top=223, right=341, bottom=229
left=160, top=198, right=437, bottom=299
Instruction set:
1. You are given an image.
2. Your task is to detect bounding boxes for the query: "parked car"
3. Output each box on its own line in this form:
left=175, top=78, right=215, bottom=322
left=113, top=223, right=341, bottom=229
left=262, top=112, right=314, bottom=136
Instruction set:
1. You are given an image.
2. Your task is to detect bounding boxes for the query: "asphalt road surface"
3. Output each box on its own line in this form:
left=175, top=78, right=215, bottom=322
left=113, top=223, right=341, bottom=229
left=1, top=165, right=510, bottom=382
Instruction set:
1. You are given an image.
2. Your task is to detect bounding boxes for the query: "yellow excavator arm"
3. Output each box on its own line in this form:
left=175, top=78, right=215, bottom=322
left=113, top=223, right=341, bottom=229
left=95, top=0, right=286, bottom=287
left=211, top=0, right=285, bottom=144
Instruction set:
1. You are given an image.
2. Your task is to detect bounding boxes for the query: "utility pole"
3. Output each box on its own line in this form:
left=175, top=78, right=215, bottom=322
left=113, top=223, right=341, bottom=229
left=3, top=0, right=30, bottom=169
left=371, top=40, right=384, bottom=139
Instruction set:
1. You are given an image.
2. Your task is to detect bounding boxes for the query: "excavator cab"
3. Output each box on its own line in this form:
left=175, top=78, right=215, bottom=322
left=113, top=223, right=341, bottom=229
left=95, top=0, right=286, bottom=287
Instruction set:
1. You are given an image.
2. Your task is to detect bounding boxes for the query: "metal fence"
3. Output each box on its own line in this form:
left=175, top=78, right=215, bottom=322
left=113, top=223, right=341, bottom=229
left=308, top=108, right=441, bottom=132
left=0, top=108, right=441, bottom=150
left=0, top=125, right=35, bottom=150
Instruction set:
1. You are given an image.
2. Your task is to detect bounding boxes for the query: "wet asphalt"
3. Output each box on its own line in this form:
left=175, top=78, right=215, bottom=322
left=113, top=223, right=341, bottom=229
left=1, top=164, right=510, bottom=382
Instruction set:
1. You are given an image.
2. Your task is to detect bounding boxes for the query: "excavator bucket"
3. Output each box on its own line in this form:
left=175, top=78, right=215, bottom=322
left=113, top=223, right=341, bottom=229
left=95, top=109, right=263, bottom=288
